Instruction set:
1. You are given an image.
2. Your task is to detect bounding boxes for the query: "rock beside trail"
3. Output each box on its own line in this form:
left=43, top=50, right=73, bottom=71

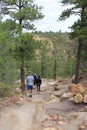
left=79, top=125, right=86, bottom=130
left=84, top=106, right=87, bottom=111
left=49, top=94, right=60, bottom=102
left=42, top=128, right=57, bottom=130
left=83, top=94, right=87, bottom=103
left=78, top=117, right=87, bottom=130
left=68, top=83, right=87, bottom=104
left=69, top=84, right=86, bottom=94
left=60, top=92, right=74, bottom=101
left=52, top=91, right=63, bottom=97
left=54, top=85, right=61, bottom=91
left=72, top=92, right=87, bottom=104
left=73, top=94, right=83, bottom=103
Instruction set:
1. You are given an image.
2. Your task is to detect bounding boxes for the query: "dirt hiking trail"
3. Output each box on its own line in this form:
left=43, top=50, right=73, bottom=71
left=0, top=79, right=87, bottom=130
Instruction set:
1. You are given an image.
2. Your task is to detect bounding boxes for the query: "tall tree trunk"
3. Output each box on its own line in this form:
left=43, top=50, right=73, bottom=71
left=74, top=39, right=82, bottom=84
left=53, top=57, right=57, bottom=80
left=20, top=57, right=25, bottom=93
left=53, top=44, right=57, bottom=80
left=21, top=65, right=25, bottom=93
left=74, top=6, right=85, bottom=84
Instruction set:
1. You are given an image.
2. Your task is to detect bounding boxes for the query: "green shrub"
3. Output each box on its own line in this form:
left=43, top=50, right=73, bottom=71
left=0, top=82, right=12, bottom=97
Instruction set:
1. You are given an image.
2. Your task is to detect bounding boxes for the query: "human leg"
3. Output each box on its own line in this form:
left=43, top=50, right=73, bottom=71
left=28, top=85, right=33, bottom=97
left=38, top=84, right=40, bottom=92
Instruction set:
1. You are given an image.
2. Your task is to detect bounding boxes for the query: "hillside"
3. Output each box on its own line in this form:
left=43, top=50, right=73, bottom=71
left=32, top=32, right=77, bottom=79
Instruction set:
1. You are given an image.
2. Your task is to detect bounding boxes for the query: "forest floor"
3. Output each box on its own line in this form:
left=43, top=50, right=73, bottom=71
left=0, top=77, right=87, bottom=130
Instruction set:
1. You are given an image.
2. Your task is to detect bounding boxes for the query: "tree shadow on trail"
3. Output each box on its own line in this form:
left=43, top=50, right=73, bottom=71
left=46, top=99, right=86, bottom=115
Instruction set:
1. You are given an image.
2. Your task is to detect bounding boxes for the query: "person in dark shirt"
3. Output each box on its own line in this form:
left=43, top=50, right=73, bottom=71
left=36, top=76, right=42, bottom=92
left=33, top=73, right=37, bottom=86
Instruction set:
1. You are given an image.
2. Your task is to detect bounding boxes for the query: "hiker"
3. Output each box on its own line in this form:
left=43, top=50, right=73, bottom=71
left=26, top=72, right=34, bottom=97
left=36, top=75, right=42, bottom=92
left=33, top=73, right=38, bottom=87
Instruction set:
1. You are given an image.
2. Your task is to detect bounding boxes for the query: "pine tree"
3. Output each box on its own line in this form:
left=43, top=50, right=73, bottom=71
left=59, top=0, right=87, bottom=83
left=0, top=0, right=44, bottom=92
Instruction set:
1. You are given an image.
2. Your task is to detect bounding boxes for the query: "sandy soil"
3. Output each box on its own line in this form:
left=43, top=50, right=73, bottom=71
left=0, top=99, right=48, bottom=130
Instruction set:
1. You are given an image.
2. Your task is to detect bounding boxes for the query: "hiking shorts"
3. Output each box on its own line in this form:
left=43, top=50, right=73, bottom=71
left=27, top=85, right=33, bottom=90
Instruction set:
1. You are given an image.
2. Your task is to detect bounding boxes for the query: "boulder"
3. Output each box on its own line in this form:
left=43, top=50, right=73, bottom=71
left=61, top=93, right=74, bottom=101
left=70, top=112, right=79, bottom=118
left=42, top=128, right=57, bottom=130
left=49, top=94, right=60, bottom=102
left=73, top=94, right=83, bottom=103
left=84, top=106, right=87, bottom=111
left=83, top=94, right=87, bottom=103
left=69, top=84, right=86, bottom=94
left=54, top=85, right=61, bottom=91
left=52, top=91, right=63, bottom=97
left=78, top=117, right=87, bottom=130
left=79, top=125, right=86, bottom=130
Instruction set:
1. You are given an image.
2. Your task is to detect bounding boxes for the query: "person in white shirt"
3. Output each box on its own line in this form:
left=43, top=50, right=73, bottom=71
left=26, top=72, right=34, bottom=97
